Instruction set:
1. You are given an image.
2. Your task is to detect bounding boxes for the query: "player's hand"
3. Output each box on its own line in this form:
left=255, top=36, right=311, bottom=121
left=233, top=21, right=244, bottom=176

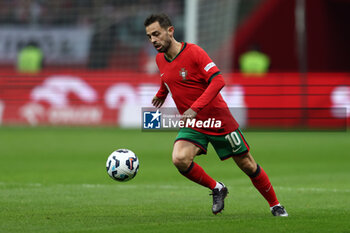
left=182, top=108, right=197, bottom=122
left=152, top=96, right=165, bottom=108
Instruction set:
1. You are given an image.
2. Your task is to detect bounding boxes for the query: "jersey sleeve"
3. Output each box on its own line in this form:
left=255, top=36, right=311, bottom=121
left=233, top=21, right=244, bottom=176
left=188, top=45, right=224, bottom=113
left=190, top=74, right=225, bottom=113
left=193, top=45, right=221, bottom=83
left=154, top=54, right=169, bottom=99
left=155, top=80, right=169, bottom=99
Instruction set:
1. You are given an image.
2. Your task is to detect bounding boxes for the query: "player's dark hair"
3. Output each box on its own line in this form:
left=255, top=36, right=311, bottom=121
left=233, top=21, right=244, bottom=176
left=144, top=13, right=172, bottom=29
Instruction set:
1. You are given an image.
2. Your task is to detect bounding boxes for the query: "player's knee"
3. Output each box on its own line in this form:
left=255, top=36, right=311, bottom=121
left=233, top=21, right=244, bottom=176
left=172, top=152, right=191, bottom=170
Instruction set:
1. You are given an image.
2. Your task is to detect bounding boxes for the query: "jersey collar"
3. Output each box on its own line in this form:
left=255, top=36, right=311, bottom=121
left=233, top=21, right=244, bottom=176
left=164, top=42, right=187, bottom=63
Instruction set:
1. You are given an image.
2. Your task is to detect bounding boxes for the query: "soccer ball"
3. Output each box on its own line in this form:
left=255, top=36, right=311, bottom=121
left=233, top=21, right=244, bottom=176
left=106, top=149, right=139, bottom=182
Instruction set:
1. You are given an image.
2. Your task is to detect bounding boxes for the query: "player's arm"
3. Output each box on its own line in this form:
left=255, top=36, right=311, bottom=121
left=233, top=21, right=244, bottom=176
left=190, top=73, right=225, bottom=113
left=186, top=45, right=225, bottom=115
left=152, top=81, right=168, bottom=108
left=182, top=74, right=225, bottom=120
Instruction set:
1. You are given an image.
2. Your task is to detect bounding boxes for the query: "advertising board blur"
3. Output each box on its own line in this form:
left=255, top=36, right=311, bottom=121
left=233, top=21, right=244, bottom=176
left=0, top=70, right=349, bottom=130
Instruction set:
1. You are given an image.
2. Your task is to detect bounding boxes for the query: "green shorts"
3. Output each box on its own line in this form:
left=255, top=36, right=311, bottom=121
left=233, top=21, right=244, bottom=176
left=175, top=128, right=250, bottom=160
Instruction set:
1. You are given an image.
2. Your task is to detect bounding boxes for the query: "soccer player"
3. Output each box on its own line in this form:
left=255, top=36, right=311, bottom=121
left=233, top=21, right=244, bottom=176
left=144, top=13, right=288, bottom=217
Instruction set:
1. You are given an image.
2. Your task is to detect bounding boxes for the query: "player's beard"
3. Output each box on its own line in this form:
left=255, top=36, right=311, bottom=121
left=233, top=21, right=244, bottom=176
left=158, top=39, right=171, bottom=53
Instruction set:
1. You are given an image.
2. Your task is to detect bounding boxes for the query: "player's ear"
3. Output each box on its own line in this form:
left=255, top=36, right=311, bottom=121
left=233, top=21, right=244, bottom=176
left=167, top=26, right=175, bottom=36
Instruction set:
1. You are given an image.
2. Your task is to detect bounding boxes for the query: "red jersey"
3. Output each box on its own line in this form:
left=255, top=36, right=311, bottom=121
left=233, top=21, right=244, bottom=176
left=155, top=42, right=239, bottom=135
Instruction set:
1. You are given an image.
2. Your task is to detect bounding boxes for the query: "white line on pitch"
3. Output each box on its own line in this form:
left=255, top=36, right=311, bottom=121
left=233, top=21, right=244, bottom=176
left=276, top=186, right=350, bottom=193
left=1, top=182, right=350, bottom=193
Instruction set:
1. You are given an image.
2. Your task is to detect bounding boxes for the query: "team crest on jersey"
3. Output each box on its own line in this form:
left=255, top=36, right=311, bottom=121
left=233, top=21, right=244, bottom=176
left=179, top=68, right=188, bottom=81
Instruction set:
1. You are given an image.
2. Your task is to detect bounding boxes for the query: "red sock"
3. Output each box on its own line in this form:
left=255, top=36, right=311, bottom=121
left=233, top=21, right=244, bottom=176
left=250, top=165, right=279, bottom=207
left=180, top=162, right=217, bottom=190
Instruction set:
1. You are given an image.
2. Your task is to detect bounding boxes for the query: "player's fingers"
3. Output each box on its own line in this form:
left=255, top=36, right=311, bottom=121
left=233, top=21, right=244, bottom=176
left=181, top=114, right=189, bottom=122
left=158, top=100, right=164, bottom=108
left=179, top=118, right=186, bottom=125
left=152, top=99, right=160, bottom=107
left=181, top=117, right=191, bottom=125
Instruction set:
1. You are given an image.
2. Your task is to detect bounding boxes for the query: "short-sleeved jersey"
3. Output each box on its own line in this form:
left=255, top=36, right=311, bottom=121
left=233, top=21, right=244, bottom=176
left=155, top=42, right=239, bottom=135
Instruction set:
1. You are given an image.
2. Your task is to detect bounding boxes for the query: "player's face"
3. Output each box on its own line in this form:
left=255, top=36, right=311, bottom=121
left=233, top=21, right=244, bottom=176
left=145, top=22, right=172, bottom=53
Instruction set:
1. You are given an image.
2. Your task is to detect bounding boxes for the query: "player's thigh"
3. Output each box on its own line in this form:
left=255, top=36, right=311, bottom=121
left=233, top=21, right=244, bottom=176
left=172, top=140, right=202, bottom=162
left=209, top=128, right=250, bottom=160
left=173, top=127, right=209, bottom=162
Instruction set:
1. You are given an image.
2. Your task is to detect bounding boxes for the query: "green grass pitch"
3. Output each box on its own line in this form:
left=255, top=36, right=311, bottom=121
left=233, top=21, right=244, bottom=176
left=0, top=127, right=349, bottom=233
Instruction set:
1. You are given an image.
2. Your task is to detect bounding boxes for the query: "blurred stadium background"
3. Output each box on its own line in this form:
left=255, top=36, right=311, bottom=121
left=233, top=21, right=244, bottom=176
left=0, top=0, right=349, bottom=128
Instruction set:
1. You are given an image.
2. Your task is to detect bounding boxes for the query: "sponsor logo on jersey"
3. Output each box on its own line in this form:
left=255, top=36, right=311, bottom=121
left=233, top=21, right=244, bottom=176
left=204, top=62, right=216, bottom=72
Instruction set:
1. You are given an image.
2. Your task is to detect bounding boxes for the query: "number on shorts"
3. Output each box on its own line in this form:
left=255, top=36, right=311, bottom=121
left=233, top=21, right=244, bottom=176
left=225, top=132, right=241, bottom=151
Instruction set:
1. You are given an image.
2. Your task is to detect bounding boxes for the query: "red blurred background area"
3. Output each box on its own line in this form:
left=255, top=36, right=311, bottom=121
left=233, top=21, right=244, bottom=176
left=1, top=69, right=349, bottom=129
